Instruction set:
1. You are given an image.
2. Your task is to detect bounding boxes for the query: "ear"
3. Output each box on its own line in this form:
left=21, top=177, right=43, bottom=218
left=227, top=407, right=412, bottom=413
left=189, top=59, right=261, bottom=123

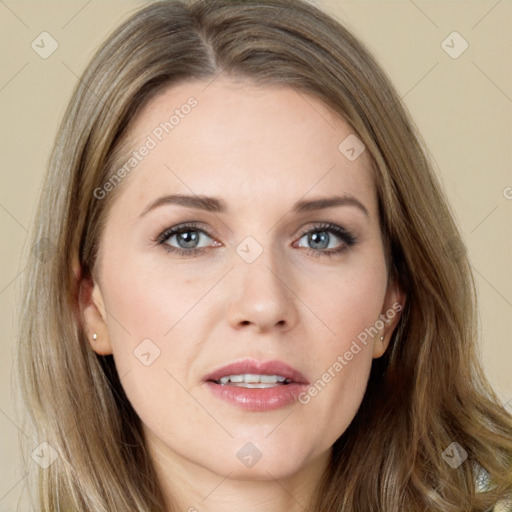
left=372, top=276, right=406, bottom=359
left=75, top=259, right=113, bottom=356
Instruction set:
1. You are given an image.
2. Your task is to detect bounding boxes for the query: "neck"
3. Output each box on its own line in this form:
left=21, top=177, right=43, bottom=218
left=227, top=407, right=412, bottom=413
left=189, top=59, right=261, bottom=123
left=146, top=431, right=331, bottom=512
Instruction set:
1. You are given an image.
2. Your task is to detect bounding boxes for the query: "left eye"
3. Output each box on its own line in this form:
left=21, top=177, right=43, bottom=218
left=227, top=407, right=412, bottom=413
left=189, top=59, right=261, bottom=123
left=296, top=229, right=343, bottom=251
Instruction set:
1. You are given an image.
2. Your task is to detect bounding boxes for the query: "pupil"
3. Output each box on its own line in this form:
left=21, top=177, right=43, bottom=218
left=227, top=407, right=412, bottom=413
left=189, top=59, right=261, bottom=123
left=309, top=231, right=328, bottom=249
left=178, top=231, right=198, bottom=248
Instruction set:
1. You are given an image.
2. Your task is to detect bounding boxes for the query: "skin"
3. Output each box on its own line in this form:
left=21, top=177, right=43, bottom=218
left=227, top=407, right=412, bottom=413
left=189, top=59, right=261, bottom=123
left=81, top=76, right=404, bottom=512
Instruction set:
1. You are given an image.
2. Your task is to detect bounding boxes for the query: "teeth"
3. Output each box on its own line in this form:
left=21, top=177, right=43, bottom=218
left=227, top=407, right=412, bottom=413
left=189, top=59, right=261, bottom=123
left=260, top=375, right=284, bottom=383
left=217, top=374, right=291, bottom=385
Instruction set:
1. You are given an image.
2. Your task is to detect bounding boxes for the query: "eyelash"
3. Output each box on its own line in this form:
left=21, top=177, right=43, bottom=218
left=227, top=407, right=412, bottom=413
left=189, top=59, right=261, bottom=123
left=154, top=222, right=358, bottom=259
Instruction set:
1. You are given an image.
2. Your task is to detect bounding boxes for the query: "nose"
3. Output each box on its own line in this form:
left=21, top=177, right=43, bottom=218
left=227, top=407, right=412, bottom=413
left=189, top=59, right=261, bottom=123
left=225, top=243, right=299, bottom=333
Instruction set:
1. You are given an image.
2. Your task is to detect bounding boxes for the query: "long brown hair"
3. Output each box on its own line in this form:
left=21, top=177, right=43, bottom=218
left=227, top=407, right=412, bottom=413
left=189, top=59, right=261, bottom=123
left=17, top=0, right=512, bottom=510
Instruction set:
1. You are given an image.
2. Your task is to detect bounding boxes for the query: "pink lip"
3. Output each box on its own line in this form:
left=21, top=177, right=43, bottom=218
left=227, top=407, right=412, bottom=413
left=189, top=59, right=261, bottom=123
left=203, top=359, right=309, bottom=385
left=203, top=359, right=310, bottom=412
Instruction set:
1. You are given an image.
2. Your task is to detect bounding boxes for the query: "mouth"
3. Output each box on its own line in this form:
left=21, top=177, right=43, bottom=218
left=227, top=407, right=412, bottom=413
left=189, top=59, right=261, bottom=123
left=203, top=359, right=310, bottom=412
left=203, top=358, right=310, bottom=387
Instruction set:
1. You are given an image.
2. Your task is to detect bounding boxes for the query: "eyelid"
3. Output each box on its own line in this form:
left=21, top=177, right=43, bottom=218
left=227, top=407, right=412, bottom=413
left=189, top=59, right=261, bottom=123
left=155, top=222, right=214, bottom=244
left=296, top=222, right=356, bottom=242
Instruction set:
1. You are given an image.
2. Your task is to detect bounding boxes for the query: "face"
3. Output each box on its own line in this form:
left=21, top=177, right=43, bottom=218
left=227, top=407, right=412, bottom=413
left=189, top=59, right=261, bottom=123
left=82, top=76, right=403, bottom=485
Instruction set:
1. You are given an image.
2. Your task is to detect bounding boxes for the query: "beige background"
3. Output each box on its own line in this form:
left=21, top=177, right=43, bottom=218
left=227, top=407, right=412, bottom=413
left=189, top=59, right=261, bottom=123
left=0, top=0, right=510, bottom=509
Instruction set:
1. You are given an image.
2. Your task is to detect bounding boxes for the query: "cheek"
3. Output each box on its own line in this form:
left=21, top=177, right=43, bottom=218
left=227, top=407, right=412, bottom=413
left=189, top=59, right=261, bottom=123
left=96, top=248, right=206, bottom=410
left=312, top=251, right=388, bottom=350
left=98, top=255, right=202, bottom=440
left=294, top=307, right=378, bottom=453
left=294, top=253, right=387, bottom=442
left=101, top=250, right=209, bottom=348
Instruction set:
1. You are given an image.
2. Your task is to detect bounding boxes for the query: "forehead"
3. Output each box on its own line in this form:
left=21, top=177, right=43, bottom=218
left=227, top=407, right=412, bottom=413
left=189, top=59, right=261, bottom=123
left=109, top=76, right=377, bottom=217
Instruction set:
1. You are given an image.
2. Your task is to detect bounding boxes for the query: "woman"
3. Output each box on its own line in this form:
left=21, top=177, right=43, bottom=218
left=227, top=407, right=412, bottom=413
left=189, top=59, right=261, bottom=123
left=17, top=0, right=512, bottom=510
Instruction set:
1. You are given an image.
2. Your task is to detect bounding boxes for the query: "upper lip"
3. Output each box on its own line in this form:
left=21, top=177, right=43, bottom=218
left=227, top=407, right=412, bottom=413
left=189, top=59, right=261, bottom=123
left=204, top=358, right=310, bottom=384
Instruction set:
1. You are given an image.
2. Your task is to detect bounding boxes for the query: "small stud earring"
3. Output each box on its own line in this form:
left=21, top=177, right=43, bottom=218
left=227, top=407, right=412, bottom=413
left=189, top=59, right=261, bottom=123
left=92, top=333, right=98, bottom=340
left=380, top=336, right=384, bottom=341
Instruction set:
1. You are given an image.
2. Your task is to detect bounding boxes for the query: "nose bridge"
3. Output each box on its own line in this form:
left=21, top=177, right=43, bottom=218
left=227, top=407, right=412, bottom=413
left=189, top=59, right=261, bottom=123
left=236, top=233, right=288, bottom=298
left=226, top=232, right=297, bottom=330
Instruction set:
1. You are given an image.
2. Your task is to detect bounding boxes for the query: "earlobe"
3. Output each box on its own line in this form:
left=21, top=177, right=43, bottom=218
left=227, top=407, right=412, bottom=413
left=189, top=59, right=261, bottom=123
left=372, top=334, right=388, bottom=359
left=372, top=277, right=406, bottom=359
left=79, top=270, right=113, bottom=356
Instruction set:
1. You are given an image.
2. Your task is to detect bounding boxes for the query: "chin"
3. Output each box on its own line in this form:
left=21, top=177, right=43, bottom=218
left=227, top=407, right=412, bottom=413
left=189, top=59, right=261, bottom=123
left=207, top=455, right=311, bottom=481
left=195, top=436, right=322, bottom=481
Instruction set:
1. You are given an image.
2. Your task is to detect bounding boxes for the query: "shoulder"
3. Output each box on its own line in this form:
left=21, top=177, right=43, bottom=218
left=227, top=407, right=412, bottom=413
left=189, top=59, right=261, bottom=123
left=476, top=465, right=512, bottom=512
left=493, top=498, right=512, bottom=512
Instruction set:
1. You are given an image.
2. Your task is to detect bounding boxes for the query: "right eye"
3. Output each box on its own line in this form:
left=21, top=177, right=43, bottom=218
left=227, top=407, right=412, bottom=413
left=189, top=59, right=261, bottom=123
left=155, top=222, right=220, bottom=257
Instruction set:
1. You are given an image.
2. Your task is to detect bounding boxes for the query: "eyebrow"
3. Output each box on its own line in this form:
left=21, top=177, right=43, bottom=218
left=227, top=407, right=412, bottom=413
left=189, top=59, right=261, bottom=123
left=139, top=193, right=369, bottom=218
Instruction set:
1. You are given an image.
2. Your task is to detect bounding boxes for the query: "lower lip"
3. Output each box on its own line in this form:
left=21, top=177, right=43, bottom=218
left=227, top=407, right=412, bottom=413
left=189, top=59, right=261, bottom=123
left=205, top=381, right=308, bottom=412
